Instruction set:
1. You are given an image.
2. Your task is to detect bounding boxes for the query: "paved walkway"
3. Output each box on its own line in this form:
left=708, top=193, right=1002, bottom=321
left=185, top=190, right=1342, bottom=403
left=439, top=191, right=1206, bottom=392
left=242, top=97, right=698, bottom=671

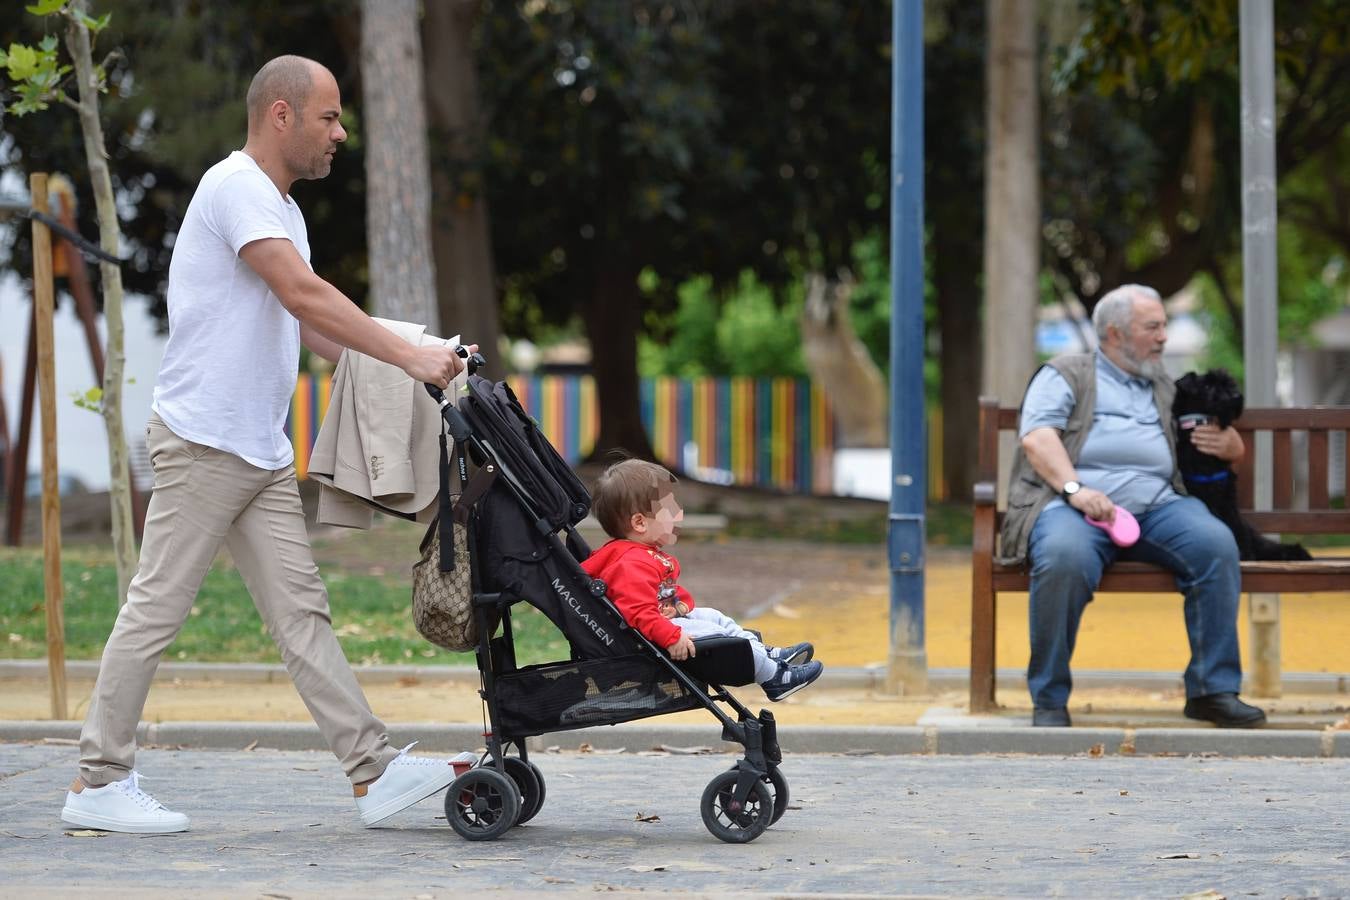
left=3, top=743, right=1348, bottom=897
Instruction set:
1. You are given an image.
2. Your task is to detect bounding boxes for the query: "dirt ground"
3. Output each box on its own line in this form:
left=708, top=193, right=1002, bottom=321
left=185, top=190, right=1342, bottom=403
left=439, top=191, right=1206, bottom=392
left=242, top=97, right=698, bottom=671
left=6, top=491, right=1348, bottom=726
left=5, top=537, right=1348, bottom=727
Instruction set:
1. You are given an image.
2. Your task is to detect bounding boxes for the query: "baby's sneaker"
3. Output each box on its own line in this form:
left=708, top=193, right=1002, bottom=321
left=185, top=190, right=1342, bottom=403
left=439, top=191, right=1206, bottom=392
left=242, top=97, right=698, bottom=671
left=768, top=642, right=814, bottom=666
left=762, top=660, right=824, bottom=702
left=355, top=742, right=465, bottom=827
left=61, top=771, right=189, bottom=834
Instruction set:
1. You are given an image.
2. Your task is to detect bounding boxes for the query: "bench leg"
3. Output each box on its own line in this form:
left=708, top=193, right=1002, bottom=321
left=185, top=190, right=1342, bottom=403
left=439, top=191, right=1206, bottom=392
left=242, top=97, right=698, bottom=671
left=1248, top=592, right=1283, bottom=698
left=970, top=576, right=997, bottom=713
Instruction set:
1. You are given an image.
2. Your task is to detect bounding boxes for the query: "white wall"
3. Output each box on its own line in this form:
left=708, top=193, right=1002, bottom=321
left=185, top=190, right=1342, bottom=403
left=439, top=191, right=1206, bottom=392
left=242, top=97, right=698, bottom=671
left=1, top=275, right=166, bottom=491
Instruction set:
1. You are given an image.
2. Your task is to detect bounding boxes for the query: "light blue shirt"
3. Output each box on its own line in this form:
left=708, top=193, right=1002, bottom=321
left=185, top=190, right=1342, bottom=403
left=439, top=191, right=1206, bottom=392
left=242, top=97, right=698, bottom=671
left=1020, top=352, right=1180, bottom=515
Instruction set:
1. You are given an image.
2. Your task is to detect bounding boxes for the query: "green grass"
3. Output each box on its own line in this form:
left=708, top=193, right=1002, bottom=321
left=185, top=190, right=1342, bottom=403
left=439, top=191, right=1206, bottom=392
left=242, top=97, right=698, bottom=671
left=0, top=546, right=568, bottom=666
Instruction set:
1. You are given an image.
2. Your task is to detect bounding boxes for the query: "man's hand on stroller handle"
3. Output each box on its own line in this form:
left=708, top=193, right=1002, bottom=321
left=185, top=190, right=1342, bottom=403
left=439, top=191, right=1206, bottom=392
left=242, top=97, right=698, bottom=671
left=421, top=347, right=485, bottom=402
left=405, top=341, right=476, bottom=389
left=666, top=632, right=695, bottom=660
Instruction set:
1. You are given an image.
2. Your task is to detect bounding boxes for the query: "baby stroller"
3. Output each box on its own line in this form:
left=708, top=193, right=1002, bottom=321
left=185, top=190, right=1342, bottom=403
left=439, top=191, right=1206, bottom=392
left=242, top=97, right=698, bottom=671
left=425, top=359, right=789, bottom=844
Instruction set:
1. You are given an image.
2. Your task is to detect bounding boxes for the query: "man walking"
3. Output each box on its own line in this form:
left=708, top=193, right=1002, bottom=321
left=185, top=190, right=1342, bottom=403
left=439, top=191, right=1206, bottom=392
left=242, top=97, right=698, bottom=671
left=61, top=56, right=469, bottom=833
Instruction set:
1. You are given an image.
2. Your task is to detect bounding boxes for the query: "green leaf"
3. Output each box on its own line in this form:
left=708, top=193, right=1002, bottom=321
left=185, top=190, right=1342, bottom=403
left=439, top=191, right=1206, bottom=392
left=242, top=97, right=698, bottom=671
left=24, top=0, right=68, bottom=16
left=78, top=12, right=110, bottom=34
left=38, top=34, right=58, bottom=52
left=70, top=386, right=103, bottom=413
left=5, top=43, right=40, bottom=81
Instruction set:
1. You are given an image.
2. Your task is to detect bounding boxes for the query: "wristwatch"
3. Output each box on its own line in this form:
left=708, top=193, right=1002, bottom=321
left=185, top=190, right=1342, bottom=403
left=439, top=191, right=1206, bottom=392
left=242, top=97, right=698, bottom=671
left=1061, top=480, right=1082, bottom=503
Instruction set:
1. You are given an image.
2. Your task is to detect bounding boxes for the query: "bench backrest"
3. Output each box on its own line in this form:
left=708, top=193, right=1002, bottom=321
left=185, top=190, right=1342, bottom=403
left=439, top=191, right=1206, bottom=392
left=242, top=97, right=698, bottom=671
left=978, top=397, right=1350, bottom=536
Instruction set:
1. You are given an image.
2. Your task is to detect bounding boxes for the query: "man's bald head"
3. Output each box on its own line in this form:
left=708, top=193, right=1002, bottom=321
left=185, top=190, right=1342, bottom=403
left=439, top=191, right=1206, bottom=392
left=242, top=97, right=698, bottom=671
left=246, top=55, right=325, bottom=133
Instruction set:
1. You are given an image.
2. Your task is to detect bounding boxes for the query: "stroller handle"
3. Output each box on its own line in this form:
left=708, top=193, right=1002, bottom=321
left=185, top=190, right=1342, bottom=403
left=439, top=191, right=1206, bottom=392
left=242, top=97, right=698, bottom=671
left=425, top=350, right=485, bottom=441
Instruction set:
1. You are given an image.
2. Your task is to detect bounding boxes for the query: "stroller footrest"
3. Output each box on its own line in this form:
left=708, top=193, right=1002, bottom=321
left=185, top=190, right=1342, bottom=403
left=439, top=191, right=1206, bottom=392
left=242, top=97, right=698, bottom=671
left=677, top=636, right=757, bottom=687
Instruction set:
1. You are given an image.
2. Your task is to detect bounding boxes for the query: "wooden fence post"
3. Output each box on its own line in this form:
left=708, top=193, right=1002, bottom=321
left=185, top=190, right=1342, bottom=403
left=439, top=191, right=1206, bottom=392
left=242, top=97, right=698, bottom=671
left=31, top=172, right=68, bottom=720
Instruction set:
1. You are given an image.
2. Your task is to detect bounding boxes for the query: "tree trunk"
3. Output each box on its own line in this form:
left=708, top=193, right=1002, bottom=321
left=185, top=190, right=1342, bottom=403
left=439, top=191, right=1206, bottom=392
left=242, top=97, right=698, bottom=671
left=981, top=0, right=1040, bottom=403
left=421, top=0, right=502, bottom=366
left=799, top=273, right=887, bottom=448
left=65, top=1, right=135, bottom=605
left=361, top=0, right=439, bottom=330
left=932, top=233, right=982, bottom=502
left=583, top=264, right=655, bottom=462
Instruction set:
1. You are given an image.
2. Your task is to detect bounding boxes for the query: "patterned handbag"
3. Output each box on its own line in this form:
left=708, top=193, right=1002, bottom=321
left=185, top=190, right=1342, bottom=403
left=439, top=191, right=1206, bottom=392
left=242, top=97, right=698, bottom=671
left=410, top=430, right=476, bottom=651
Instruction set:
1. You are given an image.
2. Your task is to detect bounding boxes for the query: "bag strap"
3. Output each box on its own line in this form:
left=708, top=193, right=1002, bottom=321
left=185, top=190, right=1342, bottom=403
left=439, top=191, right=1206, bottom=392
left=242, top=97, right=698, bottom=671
left=437, top=426, right=457, bottom=573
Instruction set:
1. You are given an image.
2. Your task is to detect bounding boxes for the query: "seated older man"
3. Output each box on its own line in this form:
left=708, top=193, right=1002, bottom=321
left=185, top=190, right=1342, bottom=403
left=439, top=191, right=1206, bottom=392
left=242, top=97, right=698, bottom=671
left=1000, top=284, right=1266, bottom=729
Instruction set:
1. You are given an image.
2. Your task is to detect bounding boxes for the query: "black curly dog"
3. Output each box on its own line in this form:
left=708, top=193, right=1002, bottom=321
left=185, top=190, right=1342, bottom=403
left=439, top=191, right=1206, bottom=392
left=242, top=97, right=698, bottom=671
left=1172, top=369, right=1311, bottom=561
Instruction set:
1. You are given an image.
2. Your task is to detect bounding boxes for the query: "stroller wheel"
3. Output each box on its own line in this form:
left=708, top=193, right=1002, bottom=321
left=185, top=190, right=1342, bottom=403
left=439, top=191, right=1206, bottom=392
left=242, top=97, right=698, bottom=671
left=700, top=770, right=771, bottom=844
left=445, top=768, right=520, bottom=841
left=502, top=757, right=546, bottom=825
left=765, top=765, right=789, bottom=825
left=727, top=763, right=790, bottom=826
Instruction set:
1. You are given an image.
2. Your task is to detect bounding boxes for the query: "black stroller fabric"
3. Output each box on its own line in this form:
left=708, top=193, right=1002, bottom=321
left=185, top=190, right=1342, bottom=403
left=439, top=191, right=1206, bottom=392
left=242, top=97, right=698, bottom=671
left=462, top=376, right=591, bottom=530
left=494, top=654, right=703, bottom=736
left=462, top=373, right=643, bottom=660
left=474, top=480, right=644, bottom=659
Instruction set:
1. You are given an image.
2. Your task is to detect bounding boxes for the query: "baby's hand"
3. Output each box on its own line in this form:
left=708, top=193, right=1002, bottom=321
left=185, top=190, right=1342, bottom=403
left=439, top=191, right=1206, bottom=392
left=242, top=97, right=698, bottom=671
left=674, top=600, right=690, bottom=617
left=658, top=601, right=677, bottom=620
left=666, top=632, right=695, bottom=660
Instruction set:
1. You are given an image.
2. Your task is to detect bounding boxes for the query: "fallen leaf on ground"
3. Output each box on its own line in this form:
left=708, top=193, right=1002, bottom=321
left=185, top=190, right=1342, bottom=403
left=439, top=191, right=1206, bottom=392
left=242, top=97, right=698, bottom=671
left=1157, top=852, right=1200, bottom=860
left=634, top=812, right=661, bottom=823
left=65, top=830, right=107, bottom=838
left=657, top=744, right=712, bottom=755
left=396, top=676, right=421, bottom=687
left=1087, top=743, right=1104, bottom=757
left=541, top=876, right=574, bottom=884
left=242, top=739, right=258, bottom=752
left=622, top=864, right=669, bottom=873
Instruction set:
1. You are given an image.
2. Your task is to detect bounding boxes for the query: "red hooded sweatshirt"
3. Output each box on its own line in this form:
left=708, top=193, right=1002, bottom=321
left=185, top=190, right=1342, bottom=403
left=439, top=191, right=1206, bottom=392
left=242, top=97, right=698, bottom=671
left=580, top=539, right=697, bottom=649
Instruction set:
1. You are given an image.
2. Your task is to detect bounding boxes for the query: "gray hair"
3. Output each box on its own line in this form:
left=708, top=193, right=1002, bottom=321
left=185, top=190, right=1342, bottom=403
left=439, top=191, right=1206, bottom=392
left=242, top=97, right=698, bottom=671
left=1092, top=284, right=1161, bottom=341
left=246, top=55, right=320, bottom=131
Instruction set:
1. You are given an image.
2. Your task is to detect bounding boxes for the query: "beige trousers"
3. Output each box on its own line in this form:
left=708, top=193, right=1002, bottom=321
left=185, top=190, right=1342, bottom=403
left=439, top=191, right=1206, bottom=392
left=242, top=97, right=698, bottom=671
left=79, top=414, right=400, bottom=786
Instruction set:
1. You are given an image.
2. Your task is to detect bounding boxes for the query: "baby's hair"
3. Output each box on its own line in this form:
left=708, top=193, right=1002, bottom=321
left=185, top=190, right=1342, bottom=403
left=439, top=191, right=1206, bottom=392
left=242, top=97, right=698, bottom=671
left=591, top=457, right=678, bottom=539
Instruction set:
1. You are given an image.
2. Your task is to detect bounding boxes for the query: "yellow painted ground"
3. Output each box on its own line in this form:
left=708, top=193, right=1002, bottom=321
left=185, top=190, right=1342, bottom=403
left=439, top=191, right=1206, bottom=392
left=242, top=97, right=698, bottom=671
left=741, top=550, right=1350, bottom=676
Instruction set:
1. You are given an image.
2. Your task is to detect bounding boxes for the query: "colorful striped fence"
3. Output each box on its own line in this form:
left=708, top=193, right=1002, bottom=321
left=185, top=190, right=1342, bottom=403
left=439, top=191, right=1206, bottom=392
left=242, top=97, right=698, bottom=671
left=289, top=373, right=840, bottom=495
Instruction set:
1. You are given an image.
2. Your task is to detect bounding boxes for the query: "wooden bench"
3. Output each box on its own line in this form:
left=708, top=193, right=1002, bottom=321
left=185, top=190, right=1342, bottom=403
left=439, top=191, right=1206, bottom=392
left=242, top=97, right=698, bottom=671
left=970, top=396, right=1350, bottom=713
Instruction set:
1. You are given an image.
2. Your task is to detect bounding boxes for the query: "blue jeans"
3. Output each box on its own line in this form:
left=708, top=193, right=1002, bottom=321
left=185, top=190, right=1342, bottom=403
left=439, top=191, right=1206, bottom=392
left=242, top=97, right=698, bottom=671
left=1026, top=496, right=1242, bottom=709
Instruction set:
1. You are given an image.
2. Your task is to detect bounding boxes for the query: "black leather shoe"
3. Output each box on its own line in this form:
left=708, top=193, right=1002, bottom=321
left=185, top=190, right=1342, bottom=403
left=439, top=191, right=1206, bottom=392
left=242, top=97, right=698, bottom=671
left=1183, top=693, right=1267, bottom=728
left=1032, top=707, right=1071, bottom=727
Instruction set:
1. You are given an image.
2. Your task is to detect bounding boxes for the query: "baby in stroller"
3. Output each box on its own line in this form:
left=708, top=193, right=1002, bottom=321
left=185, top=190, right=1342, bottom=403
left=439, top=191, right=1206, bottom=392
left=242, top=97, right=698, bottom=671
left=581, top=459, right=824, bottom=701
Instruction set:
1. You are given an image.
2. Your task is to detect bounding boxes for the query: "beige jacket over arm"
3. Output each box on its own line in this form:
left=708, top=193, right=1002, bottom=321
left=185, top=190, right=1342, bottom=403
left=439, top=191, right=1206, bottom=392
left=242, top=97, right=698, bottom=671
left=307, top=318, right=467, bottom=529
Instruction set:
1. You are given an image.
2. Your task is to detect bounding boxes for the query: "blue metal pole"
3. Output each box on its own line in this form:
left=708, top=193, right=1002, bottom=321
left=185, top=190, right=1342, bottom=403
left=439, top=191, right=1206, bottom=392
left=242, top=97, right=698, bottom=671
left=887, top=0, right=927, bottom=693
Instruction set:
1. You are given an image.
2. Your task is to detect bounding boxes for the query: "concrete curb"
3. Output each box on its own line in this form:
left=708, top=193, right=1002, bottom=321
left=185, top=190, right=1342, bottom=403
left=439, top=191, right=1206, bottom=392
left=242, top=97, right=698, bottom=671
left=4, top=719, right=1345, bottom=759
left=5, top=659, right=1350, bottom=693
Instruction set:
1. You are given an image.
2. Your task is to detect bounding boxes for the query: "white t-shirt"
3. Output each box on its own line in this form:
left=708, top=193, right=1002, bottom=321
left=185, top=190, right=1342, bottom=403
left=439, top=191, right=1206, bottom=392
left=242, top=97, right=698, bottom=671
left=153, top=151, right=310, bottom=469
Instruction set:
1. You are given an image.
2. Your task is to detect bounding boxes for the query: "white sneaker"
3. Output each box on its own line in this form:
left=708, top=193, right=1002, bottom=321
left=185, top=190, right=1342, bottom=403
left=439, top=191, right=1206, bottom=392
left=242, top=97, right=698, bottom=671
left=61, top=772, right=190, bottom=834
left=354, top=742, right=468, bottom=827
